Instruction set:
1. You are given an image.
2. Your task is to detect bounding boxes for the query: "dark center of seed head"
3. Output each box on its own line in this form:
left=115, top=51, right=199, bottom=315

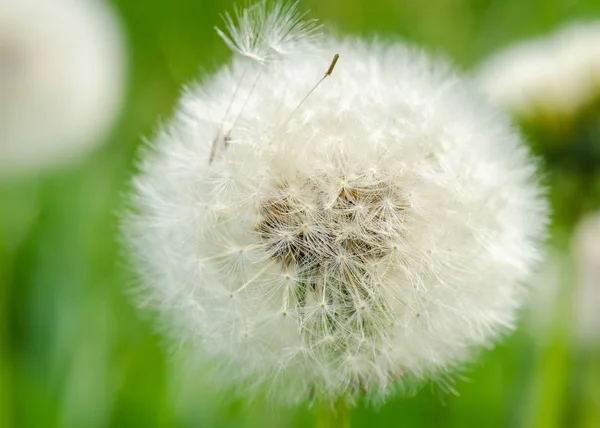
left=256, top=177, right=406, bottom=271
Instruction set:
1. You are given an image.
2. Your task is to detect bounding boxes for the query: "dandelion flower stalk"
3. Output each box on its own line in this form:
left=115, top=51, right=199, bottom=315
left=316, top=398, right=350, bottom=428
left=124, top=0, right=548, bottom=414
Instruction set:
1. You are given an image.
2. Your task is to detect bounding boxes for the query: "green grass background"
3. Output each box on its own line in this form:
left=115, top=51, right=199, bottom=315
left=2, top=0, right=600, bottom=426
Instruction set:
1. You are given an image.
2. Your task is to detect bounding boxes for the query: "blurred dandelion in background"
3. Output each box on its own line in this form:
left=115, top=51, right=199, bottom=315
left=0, top=0, right=126, bottom=177
left=124, top=1, right=548, bottom=413
left=474, top=22, right=600, bottom=119
left=474, top=21, right=600, bottom=229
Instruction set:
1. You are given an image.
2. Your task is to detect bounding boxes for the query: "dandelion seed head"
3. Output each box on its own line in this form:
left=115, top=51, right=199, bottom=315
left=125, top=2, right=548, bottom=405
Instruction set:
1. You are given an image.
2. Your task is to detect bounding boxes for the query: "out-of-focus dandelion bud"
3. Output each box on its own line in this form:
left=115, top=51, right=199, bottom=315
left=124, top=1, right=548, bottom=406
left=0, top=0, right=126, bottom=177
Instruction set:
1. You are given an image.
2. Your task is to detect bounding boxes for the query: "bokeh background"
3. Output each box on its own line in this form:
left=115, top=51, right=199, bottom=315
left=2, top=0, right=600, bottom=427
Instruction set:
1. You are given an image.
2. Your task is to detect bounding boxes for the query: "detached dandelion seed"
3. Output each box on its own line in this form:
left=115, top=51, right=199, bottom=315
left=124, top=1, right=549, bottom=406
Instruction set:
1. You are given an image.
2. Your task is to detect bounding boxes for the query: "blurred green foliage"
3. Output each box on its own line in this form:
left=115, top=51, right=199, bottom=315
left=521, top=98, right=600, bottom=231
left=2, top=0, right=600, bottom=427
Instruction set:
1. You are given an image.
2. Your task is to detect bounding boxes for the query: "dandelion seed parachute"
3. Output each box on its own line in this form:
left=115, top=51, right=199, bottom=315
left=0, top=0, right=126, bottom=177
left=215, top=0, right=322, bottom=62
left=125, top=1, right=548, bottom=405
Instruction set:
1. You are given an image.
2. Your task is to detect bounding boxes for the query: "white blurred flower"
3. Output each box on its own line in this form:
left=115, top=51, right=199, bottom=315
left=125, top=2, right=548, bottom=405
left=572, top=213, right=600, bottom=348
left=474, top=22, right=600, bottom=118
left=0, top=0, right=126, bottom=176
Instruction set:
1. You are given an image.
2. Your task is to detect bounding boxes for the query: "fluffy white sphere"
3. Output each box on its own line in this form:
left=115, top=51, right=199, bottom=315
left=126, top=4, right=548, bottom=405
left=474, top=22, right=600, bottom=118
left=0, top=0, right=126, bottom=176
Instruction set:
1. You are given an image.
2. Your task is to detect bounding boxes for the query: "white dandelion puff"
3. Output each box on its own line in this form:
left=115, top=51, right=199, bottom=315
left=0, top=0, right=126, bottom=177
left=124, top=2, right=548, bottom=405
left=474, top=21, right=600, bottom=118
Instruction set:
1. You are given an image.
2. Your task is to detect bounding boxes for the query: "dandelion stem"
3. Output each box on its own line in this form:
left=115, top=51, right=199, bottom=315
left=209, top=60, right=251, bottom=164
left=0, top=239, right=12, bottom=427
left=316, top=398, right=350, bottom=428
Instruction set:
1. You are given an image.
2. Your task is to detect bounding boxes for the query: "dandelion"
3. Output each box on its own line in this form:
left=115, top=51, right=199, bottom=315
left=474, top=21, right=600, bottom=118
left=0, top=0, right=126, bottom=177
left=124, top=1, right=548, bottom=407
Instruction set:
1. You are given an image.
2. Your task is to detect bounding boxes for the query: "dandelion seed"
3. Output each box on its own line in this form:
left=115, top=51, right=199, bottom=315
left=210, top=0, right=322, bottom=163
left=215, top=0, right=321, bottom=63
left=125, top=1, right=548, bottom=405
